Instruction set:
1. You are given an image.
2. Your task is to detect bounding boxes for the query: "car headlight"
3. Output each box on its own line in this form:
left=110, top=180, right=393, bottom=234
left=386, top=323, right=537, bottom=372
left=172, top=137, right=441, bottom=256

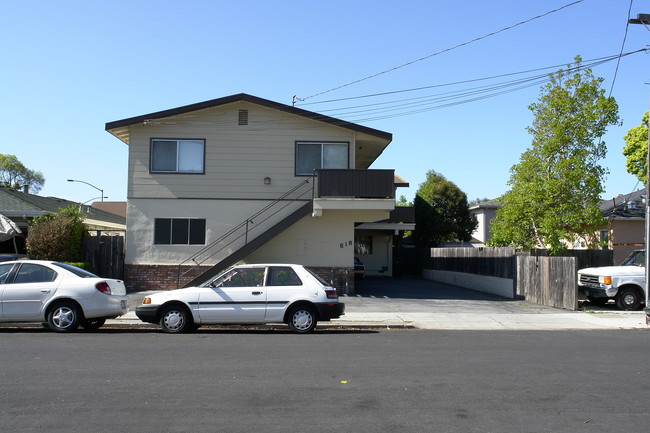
left=600, top=276, right=612, bottom=285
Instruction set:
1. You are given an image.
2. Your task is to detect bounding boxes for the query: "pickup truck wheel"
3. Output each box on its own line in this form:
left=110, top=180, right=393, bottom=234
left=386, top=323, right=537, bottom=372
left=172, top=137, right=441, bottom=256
left=616, top=287, right=642, bottom=311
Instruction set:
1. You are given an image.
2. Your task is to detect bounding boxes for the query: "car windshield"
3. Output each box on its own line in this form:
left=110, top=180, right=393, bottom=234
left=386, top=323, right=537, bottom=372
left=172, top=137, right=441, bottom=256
left=52, top=262, right=99, bottom=278
left=621, top=250, right=645, bottom=267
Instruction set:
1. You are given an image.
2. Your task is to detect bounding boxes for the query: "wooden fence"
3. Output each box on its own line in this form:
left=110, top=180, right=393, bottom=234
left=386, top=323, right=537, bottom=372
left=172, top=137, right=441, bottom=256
left=428, top=247, right=518, bottom=279
left=82, top=236, right=124, bottom=280
left=425, top=247, right=614, bottom=310
left=517, top=255, right=578, bottom=310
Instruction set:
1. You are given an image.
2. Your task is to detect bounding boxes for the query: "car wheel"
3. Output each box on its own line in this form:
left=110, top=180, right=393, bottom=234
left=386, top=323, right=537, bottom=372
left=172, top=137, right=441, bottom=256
left=287, top=306, right=317, bottom=333
left=160, top=305, right=192, bottom=333
left=587, top=296, right=609, bottom=307
left=47, top=301, right=81, bottom=332
left=82, top=318, right=106, bottom=330
left=616, top=287, right=642, bottom=311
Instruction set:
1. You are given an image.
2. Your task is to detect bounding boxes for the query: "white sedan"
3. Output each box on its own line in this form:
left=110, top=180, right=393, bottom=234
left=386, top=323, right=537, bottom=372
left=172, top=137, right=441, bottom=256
left=0, top=260, right=128, bottom=332
left=136, top=263, right=345, bottom=333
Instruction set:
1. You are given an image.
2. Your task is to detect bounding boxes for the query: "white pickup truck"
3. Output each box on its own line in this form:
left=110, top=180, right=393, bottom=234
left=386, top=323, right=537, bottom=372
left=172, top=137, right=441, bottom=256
left=577, top=250, right=646, bottom=310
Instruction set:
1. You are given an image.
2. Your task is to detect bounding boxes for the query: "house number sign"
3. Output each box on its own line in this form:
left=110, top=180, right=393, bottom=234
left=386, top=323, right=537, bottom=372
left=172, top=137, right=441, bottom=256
left=340, top=240, right=353, bottom=248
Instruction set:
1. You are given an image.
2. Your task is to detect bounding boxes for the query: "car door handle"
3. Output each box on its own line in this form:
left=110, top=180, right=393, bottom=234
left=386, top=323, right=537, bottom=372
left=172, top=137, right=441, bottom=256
left=40, top=289, right=51, bottom=293
left=252, top=291, right=263, bottom=295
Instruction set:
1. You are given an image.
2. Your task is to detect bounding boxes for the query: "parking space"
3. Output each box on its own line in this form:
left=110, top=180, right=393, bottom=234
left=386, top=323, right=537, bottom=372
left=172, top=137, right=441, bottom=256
left=346, top=276, right=562, bottom=314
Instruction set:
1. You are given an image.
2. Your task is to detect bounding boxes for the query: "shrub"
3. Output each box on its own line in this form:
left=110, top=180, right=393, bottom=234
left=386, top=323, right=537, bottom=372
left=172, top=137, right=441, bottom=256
left=27, top=206, right=88, bottom=261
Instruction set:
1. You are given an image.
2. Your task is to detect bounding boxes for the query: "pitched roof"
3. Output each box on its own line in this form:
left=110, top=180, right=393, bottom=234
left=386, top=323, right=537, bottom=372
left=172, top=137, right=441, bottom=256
left=92, top=201, right=127, bottom=218
left=600, top=189, right=646, bottom=220
left=0, top=187, right=126, bottom=226
left=469, top=199, right=500, bottom=210
left=105, top=93, right=393, bottom=145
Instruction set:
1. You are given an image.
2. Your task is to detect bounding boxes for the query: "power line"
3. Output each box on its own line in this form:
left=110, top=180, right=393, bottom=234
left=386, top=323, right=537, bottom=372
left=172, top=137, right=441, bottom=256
left=298, top=51, right=642, bottom=109
left=295, top=0, right=585, bottom=104
left=297, top=50, right=645, bottom=123
left=609, top=0, right=634, bottom=97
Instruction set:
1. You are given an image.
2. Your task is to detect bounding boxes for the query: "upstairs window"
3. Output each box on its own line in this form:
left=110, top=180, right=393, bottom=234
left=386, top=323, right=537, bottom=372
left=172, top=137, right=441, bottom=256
left=151, top=139, right=205, bottom=173
left=295, top=141, right=349, bottom=175
left=154, top=218, right=206, bottom=245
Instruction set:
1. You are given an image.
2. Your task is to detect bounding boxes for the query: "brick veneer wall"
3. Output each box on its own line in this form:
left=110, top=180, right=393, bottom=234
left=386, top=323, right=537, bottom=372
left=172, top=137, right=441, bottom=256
left=307, top=267, right=355, bottom=295
left=124, top=264, right=209, bottom=292
left=125, top=264, right=355, bottom=294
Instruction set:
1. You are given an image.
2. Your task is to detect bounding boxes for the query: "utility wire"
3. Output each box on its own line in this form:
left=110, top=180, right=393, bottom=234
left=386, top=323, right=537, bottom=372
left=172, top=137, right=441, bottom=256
left=296, top=0, right=585, bottom=103
left=303, top=51, right=644, bottom=122
left=609, top=0, right=635, bottom=96
left=298, top=51, right=643, bottom=110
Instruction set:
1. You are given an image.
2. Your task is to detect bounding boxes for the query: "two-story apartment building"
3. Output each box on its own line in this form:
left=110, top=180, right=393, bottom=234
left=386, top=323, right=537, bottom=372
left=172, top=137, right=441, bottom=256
left=106, top=93, right=410, bottom=291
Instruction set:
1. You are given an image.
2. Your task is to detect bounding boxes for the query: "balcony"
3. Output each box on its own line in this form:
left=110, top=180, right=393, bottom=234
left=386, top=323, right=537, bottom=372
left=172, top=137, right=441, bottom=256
left=387, top=206, right=415, bottom=223
left=315, top=169, right=395, bottom=199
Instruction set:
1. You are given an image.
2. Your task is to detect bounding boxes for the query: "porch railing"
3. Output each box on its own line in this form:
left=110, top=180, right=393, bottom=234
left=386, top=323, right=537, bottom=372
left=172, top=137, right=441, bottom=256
left=315, top=169, right=395, bottom=199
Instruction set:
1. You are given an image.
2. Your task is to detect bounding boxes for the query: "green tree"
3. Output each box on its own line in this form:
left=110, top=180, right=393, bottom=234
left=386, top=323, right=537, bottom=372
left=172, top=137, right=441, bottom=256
left=27, top=206, right=88, bottom=261
left=0, top=154, right=45, bottom=193
left=413, top=170, right=476, bottom=247
left=622, top=111, right=649, bottom=184
left=396, top=194, right=412, bottom=206
left=489, top=57, right=619, bottom=253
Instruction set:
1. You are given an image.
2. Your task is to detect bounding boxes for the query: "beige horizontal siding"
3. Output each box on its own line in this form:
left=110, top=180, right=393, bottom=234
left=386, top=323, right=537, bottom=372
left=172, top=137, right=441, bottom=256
left=127, top=102, right=356, bottom=199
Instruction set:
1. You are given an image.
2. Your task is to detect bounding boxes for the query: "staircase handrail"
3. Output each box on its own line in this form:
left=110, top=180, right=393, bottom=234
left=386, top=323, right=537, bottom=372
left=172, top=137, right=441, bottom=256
left=176, top=177, right=314, bottom=284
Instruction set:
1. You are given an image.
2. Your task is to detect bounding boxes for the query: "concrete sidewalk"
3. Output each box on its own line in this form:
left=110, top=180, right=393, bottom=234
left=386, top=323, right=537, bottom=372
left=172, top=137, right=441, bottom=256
left=107, top=309, right=648, bottom=330
left=111, top=277, right=650, bottom=331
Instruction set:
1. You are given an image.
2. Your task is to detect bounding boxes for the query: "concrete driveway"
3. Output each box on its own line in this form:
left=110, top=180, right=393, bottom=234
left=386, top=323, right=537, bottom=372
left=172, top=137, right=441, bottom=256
left=337, top=276, right=649, bottom=330
left=347, top=276, right=550, bottom=313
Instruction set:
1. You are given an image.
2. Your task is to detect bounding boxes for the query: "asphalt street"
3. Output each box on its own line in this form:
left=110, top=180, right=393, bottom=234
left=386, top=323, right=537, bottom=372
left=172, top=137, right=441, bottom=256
left=1, top=329, right=649, bottom=432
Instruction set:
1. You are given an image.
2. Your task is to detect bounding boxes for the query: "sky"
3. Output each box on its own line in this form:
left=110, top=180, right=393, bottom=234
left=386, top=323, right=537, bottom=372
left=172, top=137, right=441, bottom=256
left=1, top=0, right=649, bottom=205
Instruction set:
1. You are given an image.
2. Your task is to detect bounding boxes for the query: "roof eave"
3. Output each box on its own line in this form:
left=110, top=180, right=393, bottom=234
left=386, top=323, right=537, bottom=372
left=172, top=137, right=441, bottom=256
left=105, top=93, right=392, bottom=146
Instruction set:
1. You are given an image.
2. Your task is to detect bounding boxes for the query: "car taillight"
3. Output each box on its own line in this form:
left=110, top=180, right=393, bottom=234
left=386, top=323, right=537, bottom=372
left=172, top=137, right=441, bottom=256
left=325, top=287, right=338, bottom=299
left=95, top=281, right=112, bottom=295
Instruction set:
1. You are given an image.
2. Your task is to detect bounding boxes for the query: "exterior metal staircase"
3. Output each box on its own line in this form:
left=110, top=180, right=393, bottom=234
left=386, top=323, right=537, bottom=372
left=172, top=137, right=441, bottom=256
left=176, top=178, right=313, bottom=288
left=175, top=169, right=397, bottom=288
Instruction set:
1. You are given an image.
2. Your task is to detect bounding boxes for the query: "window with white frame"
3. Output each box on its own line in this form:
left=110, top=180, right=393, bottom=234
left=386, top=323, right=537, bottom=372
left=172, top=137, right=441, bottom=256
left=151, top=139, right=205, bottom=173
left=154, top=218, right=206, bottom=245
left=295, top=141, right=349, bottom=175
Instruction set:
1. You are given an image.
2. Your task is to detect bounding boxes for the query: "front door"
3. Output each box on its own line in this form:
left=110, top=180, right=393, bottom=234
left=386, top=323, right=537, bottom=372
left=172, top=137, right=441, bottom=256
left=1, top=263, right=59, bottom=320
left=197, top=267, right=267, bottom=322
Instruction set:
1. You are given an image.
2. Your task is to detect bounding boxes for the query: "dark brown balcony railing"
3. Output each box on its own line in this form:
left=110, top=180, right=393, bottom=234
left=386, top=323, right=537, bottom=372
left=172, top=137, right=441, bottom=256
left=387, top=206, right=415, bottom=223
left=315, top=169, right=395, bottom=199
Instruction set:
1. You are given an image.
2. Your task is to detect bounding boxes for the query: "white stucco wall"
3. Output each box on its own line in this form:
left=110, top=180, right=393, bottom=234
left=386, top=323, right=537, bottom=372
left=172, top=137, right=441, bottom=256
left=126, top=198, right=308, bottom=265
left=246, top=209, right=388, bottom=267
left=422, top=269, right=515, bottom=299
left=126, top=198, right=388, bottom=268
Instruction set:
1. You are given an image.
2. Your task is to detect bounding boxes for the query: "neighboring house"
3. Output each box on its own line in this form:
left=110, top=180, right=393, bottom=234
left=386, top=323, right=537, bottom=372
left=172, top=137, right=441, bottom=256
left=469, top=199, right=499, bottom=246
left=92, top=201, right=127, bottom=218
left=597, top=189, right=645, bottom=264
left=467, top=192, right=646, bottom=263
left=0, top=187, right=127, bottom=253
left=105, top=93, right=412, bottom=291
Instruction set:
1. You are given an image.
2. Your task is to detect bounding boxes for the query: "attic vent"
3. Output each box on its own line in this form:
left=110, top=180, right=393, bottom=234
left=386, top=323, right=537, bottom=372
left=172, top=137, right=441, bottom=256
left=238, top=109, right=249, bottom=125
